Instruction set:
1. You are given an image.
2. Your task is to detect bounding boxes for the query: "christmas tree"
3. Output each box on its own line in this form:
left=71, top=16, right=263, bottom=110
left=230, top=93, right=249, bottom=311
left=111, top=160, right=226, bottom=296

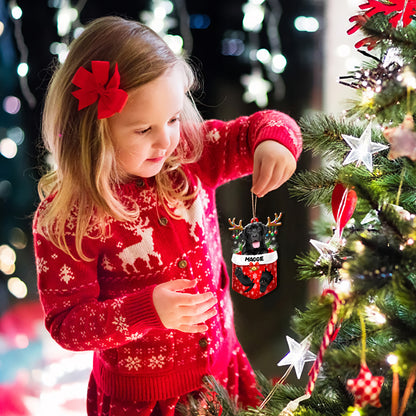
left=194, top=2, right=416, bottom=416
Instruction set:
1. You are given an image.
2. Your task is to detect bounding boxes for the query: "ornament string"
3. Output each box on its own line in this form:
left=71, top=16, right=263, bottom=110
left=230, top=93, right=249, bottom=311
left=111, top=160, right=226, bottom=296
left=359, top=313, right=367, bottom=365
left=258, top=365, right=295, bottom=410
left=333, top=187, right=349, bottom=241
left=399, top=0, right=410, bottom=28
left=251, top=192, right=258, bottom=220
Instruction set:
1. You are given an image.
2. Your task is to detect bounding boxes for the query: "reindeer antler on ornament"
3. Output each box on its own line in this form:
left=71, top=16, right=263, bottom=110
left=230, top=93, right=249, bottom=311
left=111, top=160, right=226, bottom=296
left=228, top=213, right=282, bottom=255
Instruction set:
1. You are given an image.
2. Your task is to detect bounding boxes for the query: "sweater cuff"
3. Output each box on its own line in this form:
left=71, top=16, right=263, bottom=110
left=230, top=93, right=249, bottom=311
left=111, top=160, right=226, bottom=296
left=253, top=111, right=302, bottom=160
left=123, top=285, right=165, bottom=332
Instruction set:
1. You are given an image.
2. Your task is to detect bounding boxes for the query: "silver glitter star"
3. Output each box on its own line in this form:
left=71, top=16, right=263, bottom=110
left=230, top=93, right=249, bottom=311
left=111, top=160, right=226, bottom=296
left=277, top=334, right=316, bottom=379
left=342, top=123, right=389, bottom=172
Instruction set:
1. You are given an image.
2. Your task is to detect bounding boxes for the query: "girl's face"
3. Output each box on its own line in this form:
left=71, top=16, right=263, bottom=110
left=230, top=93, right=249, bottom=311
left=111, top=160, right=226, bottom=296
left=108, top=66, right=185, bottom=178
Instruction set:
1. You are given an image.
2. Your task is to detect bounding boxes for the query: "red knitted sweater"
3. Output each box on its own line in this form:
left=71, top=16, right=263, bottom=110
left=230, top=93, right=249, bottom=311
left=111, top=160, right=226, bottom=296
left=33, top=110, right=302, bottom=405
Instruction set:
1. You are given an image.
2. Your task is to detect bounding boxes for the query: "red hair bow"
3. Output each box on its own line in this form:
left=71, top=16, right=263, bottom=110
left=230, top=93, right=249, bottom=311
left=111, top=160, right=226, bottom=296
left=71, top=61, right=128, bottom=119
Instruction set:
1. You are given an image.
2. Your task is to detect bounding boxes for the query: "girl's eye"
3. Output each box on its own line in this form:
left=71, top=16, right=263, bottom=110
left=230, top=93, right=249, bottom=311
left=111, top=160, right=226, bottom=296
left=169, top=116, right=180, bottom=125
left=136, top=127, right=151, bottom=135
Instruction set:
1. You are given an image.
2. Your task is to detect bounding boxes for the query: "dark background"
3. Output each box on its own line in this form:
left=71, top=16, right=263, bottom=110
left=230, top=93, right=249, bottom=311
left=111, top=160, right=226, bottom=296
left=0, top=0, right=322, bottom=378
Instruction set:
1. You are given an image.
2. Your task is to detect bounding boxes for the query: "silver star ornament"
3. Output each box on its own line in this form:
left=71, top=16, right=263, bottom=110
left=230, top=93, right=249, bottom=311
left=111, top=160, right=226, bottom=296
left=342, top=123, right=389, bottom=172
left=277, top=334, right=317, bottom=379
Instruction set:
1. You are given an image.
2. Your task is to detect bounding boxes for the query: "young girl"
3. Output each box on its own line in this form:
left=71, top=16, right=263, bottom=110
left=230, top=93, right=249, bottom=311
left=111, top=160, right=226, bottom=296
left=33, top=16, right=302, bottom=416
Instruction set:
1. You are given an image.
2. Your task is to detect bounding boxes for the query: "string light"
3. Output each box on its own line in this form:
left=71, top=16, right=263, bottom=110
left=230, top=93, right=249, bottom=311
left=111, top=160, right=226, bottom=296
left=7, top=276, right=27, bottom=299
left=2, top=95, right=21, bottom=114
left=387, top=353, right=399, bottom=366
left=0, top=244, right=16, bottom=274
left=8, top=1, right=36, bottom=108
left=238, top=0, right=291, bottom=106
left=0, top=137, right=18, bottom=159
left=56, top=1, right=78, bottom=37
left=138, top=0, right=196, bottom=56
left=9, top=2, right=22, bottom=20
left=241, top=69, right=272, bottom=107
left=48, top=0, right=86, bottom=63
left=294, top=16, right=319, bottom=32
left=242, top=1, right=265, bottom=32
left=365, top=304, right=386, bottom=325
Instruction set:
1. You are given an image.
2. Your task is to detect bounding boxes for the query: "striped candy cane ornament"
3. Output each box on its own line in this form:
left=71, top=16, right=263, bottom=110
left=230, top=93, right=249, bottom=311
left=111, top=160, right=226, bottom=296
left=306, top=288, right=342, bottom=395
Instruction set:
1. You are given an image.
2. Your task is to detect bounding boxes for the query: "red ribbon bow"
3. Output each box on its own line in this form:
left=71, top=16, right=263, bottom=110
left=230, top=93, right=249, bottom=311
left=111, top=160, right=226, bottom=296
left=71, top=61, right=128, bottom=119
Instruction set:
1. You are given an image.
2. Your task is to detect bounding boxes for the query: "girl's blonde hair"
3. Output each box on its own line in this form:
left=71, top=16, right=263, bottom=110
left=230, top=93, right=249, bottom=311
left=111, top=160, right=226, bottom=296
left=37, top=16, right=205, bottom=260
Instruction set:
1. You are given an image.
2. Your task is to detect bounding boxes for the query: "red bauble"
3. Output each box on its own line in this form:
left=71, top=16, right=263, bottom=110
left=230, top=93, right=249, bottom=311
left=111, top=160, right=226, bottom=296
left=331, top=184, right=358, bottom=231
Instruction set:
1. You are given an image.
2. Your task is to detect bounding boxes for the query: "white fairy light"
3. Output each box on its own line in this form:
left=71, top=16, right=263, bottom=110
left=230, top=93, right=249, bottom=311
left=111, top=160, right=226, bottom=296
left=7, top=276, right=28, bottom=299
left=17, top=62, right=28, bottom=77
left=50, top=42, right=69, bottom=63
left=256, top=48, right=271, bottom=65
left=56, top=4, right=78, bottom=37
left=242, top=2, right=265, bottom=32
left=0, top=21, right=4, bottom=36
left=241, top=70, right=272, bottom=107
left=387, top=353, right=399, bottom=366
left=10, top=4, right=23, bottom=20
left=271, top=53, right=287, bottom=73
left=0, top=244, right=16, bottom=274
left=294, top=16, right=320, bottom=32
left=365, top=304, right=386, bottom=325
left=164, top=34, right=184, bottom=55
left=0, top=138, right=18, bottom=159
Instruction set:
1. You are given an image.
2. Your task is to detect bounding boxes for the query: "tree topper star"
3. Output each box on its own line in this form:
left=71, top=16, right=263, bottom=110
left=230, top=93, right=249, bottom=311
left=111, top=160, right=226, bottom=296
left=342, top=123, right=389, bottom=172
left=277, top=334, right=317, bottom=379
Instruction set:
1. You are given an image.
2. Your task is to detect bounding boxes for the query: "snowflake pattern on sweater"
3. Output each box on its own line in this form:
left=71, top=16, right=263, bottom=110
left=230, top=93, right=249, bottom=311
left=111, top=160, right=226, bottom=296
left=33, top=110, right=302, bottom=405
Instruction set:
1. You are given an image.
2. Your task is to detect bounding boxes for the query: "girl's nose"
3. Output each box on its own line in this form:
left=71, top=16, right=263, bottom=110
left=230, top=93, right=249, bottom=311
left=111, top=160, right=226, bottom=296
left=153, top=127, right=170, bottom=149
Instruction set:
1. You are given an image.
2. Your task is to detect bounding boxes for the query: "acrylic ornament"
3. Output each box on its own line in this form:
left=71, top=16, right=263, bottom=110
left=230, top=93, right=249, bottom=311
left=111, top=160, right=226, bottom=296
left=228, top=213, right=282, bottom=299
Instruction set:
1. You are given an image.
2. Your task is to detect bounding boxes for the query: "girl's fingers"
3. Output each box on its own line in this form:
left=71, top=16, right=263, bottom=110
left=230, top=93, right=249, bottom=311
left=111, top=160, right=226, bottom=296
left=177, top=323, right=209, bottom=333
left=159, top=278, right=197, bottom=292
left=180, top=303, right=218, bottom=324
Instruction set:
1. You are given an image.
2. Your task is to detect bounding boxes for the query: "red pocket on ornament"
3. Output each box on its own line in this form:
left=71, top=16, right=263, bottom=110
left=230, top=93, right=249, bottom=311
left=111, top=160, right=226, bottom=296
left=231, top=250, right=278, bottom=299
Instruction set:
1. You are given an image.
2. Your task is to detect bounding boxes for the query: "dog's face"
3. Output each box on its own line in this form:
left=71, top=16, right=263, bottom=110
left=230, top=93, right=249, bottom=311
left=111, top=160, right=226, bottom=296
left=242, top=222, right=267, bottom=252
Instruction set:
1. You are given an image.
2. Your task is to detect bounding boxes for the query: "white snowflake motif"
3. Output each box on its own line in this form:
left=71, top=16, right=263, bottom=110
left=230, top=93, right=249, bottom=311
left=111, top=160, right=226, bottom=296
left=148, top=354, right=166, bottom=369
left=127, top=332, right=144, bottom=341
left=121, top=356, right=142, bottom=371
left=51, top=254, right=58, bottom=260
left=111, top=298, right=124, bottom=310
left=206, top=128, right=221, bottom=143
left=112, top=314, right=129, bottom=333
left=267, top=119, right=285, bottom=128
left=36, top=257, right=49, bottom=274
left=59, top=264, right=75, bottom=284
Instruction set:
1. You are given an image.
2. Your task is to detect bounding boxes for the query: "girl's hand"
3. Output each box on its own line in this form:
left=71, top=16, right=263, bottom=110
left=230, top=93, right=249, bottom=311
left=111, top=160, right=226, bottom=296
left=252, top=140, right=297, bottom=198
left=153, top=279, right=218, bottom=333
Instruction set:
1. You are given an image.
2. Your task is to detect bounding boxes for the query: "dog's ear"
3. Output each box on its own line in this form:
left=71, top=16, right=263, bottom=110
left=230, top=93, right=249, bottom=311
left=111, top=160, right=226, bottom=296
left=261, top=223, right=267, bottom=236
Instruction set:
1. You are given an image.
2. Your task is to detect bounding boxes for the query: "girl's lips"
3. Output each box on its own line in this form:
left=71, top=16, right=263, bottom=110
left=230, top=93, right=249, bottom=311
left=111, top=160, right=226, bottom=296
left=147, top=156, right=165, bottom=163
